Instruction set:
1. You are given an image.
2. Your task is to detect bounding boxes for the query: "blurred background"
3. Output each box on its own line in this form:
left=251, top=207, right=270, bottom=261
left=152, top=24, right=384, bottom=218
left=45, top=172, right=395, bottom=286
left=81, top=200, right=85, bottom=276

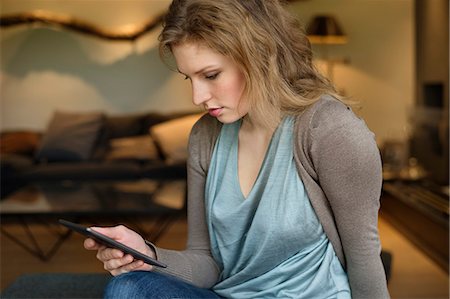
left=0, top=0, right=448, bottom=298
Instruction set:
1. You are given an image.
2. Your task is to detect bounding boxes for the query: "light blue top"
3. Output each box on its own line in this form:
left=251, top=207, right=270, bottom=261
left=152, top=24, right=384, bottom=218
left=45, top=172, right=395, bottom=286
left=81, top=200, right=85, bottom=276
left=205, top=116, right=351, bottom=299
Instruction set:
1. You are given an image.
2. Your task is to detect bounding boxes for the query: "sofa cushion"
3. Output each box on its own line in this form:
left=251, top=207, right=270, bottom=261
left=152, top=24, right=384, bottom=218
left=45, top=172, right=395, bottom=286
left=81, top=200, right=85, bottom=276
left=105, top=135, right=160, bottom=162
left=0, top=131, right=41, bottom=157
left=92, top=113, right=171, bottom=160
left=150, top=113, right=203, bottom=164
left=104, top=114, right=149, bottom=139
left=101, top=112, right=173, bottom=140
left=36, top=111, right=104, bottom=162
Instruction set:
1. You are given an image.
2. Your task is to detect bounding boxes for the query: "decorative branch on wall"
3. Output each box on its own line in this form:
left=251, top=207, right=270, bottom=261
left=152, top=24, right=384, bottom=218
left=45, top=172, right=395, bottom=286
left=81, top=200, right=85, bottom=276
left=0, top=10, right=165, bottom=41
left=0, top=0, right=306, bottom=41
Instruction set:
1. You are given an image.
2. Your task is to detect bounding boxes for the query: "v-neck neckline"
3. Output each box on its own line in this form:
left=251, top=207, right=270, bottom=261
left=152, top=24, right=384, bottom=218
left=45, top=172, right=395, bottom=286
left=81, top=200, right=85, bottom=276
left=233, top=119, right=282, bottom=200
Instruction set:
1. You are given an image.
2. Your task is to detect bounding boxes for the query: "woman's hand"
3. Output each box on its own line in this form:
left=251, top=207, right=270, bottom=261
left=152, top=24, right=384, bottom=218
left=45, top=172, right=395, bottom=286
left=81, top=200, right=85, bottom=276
left=83, top=225, right=155, bottom=276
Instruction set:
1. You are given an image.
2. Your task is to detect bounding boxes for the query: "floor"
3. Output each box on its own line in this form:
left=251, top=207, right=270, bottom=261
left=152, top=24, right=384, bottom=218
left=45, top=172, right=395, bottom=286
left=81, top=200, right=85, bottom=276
left=378, top=217, right=449, bottom=298
left=1, top=215, right=448, bottom=298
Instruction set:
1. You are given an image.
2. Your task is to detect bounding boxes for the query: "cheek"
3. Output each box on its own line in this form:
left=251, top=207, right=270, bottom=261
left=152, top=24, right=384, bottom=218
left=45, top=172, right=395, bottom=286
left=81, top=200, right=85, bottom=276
left=221, top=75, right=245, bottom=105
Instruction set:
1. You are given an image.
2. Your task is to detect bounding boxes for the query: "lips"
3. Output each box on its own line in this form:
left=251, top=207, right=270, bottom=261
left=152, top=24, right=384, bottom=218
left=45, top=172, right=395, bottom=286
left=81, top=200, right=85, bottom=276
left=208, top=108, right=223, bottom=117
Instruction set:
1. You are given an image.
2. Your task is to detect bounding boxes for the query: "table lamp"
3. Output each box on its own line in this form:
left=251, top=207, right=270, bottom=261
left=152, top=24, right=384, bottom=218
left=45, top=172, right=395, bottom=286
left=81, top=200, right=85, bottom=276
left=306, top=15, right=348, bottom=81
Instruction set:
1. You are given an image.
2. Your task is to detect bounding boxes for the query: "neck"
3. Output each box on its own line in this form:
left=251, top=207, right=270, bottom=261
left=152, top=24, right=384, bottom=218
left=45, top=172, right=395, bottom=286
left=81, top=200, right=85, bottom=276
left=240, top=114, right=275, bottom=138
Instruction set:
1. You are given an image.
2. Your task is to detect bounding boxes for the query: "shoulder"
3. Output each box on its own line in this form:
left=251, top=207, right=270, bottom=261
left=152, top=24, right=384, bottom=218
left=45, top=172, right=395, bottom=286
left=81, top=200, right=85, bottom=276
left=296, top=95, right=361, bottom=130
left=295, top=94, right=375, bottom=142
left=188, top=113, right=222, bottom=170
left=293, top=95, right=379, bottom=175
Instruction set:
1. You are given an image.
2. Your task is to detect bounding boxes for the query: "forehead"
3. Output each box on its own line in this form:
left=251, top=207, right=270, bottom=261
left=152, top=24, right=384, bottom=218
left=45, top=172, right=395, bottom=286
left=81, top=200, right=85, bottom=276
left=172, top=42, right=228, bottom=71
left=172, top=41, right=220, bottom=59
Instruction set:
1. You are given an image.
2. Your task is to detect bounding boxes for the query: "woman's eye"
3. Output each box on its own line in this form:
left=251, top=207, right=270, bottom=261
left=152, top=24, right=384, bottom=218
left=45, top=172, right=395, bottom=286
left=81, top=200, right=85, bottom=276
left=184, top=75, right=190, bottom=80
left=205, top=73, right=219, bottom=80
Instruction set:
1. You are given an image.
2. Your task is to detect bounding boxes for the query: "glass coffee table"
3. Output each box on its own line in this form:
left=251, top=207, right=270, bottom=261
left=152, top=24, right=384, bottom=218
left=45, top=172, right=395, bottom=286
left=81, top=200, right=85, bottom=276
left=0, top=179, right=186, bottom=261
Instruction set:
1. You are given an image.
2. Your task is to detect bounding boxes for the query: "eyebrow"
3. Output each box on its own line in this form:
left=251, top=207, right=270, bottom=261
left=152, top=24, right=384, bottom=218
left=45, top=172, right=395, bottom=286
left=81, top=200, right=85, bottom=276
left=177, top=65, right=218, bottom=76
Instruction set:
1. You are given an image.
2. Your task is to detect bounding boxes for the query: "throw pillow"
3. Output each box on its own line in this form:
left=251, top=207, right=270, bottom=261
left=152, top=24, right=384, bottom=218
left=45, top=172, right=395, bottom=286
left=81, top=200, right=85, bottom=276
left=150, top=113, right=203, bottom=164
left=103, top=114, right=148, bottom=139
left=35, top=111, right=104, bottom=162
left=0, top=131, right=41, bottom=157
left=92, top=113, right=172, bottom=160
left=105, top=135, right=159, bottom=162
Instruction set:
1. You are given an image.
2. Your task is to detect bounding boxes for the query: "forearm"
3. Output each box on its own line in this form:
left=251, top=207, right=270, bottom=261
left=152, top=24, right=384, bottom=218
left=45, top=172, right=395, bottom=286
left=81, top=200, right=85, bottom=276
left=148, top=122, right=221, bottom=288
left=151, top=246, right=219, bottom=288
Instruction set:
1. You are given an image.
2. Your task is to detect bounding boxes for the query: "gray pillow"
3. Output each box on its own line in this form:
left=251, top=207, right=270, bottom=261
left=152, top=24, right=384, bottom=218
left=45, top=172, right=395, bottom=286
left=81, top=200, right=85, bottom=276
left=36, top=111, right=104, bottom=162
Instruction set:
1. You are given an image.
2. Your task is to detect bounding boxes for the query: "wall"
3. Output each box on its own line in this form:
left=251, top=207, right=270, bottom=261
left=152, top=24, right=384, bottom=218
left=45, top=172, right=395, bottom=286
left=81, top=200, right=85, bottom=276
left=1, top=0, right=415, bottom=146
left=0, top=0, right=194, bottom=131
left=291, top=0, right=415, bottom=145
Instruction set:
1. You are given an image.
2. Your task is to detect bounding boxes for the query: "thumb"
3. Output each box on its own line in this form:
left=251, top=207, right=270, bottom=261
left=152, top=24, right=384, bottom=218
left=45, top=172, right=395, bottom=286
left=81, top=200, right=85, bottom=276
left=89, top=226, right=125, bottom=241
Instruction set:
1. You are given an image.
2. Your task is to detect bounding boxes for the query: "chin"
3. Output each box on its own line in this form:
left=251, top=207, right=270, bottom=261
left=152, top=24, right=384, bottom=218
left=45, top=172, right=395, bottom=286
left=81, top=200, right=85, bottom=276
left=216, top=115, right=241, bottom=124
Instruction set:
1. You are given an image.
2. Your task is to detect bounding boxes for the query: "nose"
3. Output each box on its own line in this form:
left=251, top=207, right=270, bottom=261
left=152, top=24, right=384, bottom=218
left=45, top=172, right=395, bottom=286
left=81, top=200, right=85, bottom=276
left=191, top=81, right=211, bottom=106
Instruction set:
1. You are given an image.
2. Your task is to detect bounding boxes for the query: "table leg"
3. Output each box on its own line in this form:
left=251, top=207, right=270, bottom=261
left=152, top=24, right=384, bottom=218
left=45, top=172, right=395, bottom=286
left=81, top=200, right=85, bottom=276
left=1, top=217, right=74, bottom=261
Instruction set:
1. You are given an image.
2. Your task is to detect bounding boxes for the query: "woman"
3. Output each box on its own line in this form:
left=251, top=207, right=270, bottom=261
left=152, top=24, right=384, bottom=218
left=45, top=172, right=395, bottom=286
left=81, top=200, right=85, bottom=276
left=84, top=0, right=390, bottom=298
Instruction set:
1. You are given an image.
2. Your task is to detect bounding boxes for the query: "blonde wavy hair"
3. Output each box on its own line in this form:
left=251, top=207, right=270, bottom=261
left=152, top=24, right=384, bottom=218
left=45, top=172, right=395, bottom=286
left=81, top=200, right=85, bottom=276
left=159, top=0, right=341, bottom=129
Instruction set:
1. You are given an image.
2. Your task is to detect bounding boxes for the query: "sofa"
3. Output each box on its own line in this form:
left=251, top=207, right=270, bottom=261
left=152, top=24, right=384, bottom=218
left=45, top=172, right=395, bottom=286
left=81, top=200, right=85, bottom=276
left=0, top=110, right=203, bottom=199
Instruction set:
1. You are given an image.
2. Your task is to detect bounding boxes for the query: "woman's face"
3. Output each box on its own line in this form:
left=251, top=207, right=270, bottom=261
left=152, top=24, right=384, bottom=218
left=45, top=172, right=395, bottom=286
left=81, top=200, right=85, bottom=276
left=172, top=42, right=248, bottom=124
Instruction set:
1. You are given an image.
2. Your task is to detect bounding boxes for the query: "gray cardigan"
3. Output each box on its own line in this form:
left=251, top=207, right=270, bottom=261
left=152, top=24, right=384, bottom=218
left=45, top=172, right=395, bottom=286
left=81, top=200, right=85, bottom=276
left=154, top=95, right=390, bottom=299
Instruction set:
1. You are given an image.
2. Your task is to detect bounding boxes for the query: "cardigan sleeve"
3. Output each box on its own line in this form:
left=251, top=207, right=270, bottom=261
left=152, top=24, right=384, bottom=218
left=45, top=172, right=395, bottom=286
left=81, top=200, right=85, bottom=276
left=151, top=115, right=220, bottom=288
left=308, top=100, right=390, bottom=299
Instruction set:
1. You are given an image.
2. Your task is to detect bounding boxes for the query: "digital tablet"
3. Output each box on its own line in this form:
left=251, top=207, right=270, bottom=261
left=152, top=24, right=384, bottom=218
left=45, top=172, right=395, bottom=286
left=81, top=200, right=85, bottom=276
left=58, top=219, right=167, bottom=268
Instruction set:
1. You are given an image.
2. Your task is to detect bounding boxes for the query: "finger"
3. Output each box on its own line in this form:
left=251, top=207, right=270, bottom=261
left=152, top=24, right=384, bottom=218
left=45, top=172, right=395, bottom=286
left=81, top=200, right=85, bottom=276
left=120, top=259, right=145, bottom=272
left=84, top=238, right=101, bottom=250
left=110, top=260, right=146, bottom=277
left=97, top=247, right=124, bottom=262
left=104, top=254, right=134, bottom=271
left=121, top=258, right=153, bottom=273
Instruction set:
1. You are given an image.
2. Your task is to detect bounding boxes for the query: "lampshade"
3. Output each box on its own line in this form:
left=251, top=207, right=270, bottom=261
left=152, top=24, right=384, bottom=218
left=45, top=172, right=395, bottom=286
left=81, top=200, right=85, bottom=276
left=306, top=15, right=348, bottom=44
